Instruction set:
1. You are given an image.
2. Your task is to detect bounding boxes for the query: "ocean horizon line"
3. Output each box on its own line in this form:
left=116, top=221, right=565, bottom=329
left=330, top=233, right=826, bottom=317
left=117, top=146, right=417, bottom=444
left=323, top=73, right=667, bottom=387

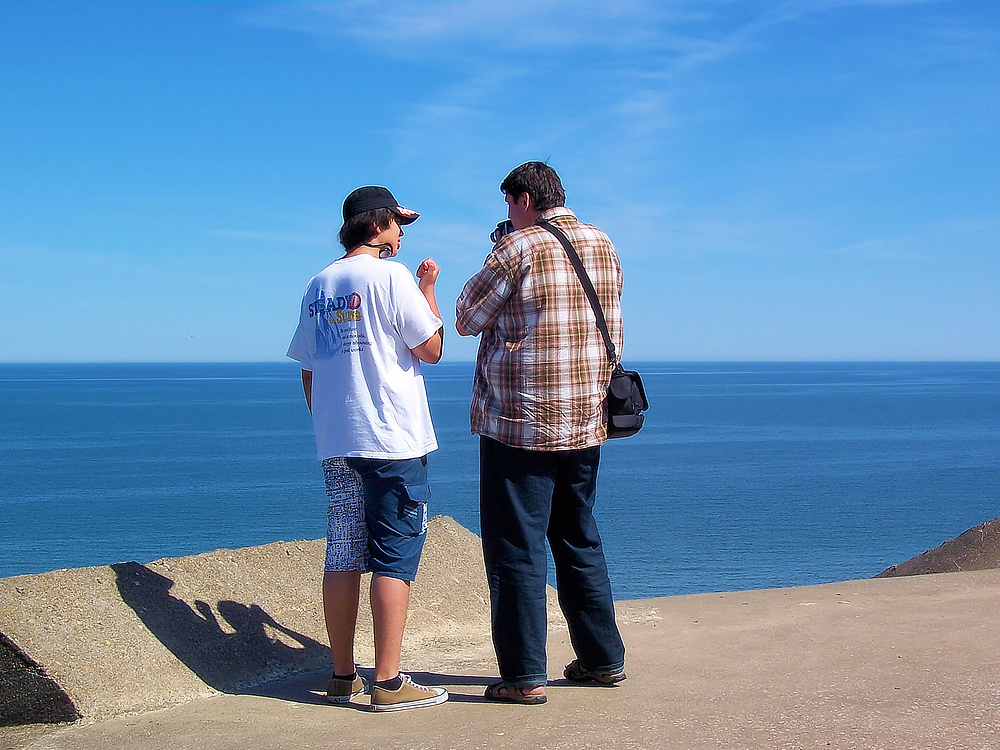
left=2, top=359, right=999, bottom=366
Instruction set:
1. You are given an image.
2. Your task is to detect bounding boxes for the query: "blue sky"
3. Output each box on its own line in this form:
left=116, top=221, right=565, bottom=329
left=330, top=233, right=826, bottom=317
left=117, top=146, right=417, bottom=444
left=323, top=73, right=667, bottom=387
left=1, top=0, right=997, bottom=362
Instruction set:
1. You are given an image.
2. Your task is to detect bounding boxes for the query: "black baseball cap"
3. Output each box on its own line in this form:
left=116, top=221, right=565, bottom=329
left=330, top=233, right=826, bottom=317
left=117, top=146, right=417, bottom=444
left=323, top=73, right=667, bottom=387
left=342, top=186, right=419, bottom=225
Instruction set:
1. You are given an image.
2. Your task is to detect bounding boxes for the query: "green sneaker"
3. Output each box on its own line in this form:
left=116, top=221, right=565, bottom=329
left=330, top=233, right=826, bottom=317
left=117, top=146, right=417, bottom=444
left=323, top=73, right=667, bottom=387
left=370, top=673, right=449, bottom=712
left=326, top=673, right=368, bottom=704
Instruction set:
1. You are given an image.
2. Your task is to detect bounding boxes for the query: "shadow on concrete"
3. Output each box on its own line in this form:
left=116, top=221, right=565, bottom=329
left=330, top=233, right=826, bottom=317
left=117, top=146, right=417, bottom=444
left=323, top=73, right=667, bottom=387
left=0, top=631, right=80, bottom=727
left=398, top=670, right=498, bottom=704
left=112, top=562, right=330, bottom=694
left=254, top=668, right=503, bottom=709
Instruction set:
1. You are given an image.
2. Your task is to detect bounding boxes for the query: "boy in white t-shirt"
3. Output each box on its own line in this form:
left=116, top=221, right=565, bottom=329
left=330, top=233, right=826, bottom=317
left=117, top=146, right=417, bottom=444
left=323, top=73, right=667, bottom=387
left=287, top=186, right=447, bottom=712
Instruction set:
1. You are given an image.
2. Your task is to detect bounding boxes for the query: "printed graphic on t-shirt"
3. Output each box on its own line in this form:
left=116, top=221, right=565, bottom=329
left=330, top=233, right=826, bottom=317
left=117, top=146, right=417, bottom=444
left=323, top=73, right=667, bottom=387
left=309, top=290, right=371, bottom=358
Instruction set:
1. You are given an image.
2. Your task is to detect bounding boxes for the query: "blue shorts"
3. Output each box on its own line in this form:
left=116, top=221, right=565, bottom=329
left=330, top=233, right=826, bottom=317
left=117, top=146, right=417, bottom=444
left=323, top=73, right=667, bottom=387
left=346, top=456, right=430, bottom=582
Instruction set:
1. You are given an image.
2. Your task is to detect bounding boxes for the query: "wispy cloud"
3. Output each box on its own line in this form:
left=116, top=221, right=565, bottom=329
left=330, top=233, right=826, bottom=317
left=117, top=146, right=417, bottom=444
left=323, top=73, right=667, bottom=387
left=239, top=1, right=706, bottom=53
left=207, top=228, right=334, bottom=247
left=0, top=238, right=121, bottom=267
left=236, top=0, right=996, bottom=266
left=754, top=0, right=996, bottom=65
left=824, top=215, right=1000, bottom=263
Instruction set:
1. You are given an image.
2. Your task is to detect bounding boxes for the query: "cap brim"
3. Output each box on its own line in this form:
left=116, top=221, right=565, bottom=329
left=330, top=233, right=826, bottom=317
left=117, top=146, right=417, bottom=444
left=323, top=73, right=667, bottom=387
left=391, top=206, right=420, bottom=225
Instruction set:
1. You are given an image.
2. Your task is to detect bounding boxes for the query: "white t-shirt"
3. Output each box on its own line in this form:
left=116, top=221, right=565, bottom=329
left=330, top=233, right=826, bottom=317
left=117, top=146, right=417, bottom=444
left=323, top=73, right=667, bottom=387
left=286, top=253, right=442, bottom=461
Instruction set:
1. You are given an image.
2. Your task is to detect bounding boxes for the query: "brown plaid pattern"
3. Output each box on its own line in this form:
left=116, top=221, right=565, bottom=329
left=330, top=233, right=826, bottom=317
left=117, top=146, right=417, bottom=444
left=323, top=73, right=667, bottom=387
left=456, top=207, right=624, bottom=450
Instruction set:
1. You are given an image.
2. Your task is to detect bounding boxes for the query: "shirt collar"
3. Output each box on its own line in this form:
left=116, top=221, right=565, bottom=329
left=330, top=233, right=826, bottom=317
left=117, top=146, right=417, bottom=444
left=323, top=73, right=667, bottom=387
left=536, top=206, right=575, bottom=223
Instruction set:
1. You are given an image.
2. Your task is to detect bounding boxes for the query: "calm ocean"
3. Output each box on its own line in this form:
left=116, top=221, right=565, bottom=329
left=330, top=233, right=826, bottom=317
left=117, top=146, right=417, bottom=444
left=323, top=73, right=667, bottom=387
left=2, top=362, right=998, bottom=599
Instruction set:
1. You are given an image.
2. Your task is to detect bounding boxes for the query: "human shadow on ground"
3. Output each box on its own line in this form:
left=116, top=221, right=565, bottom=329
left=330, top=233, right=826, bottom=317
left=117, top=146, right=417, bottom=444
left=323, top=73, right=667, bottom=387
left=112, top=562, right=330, bottom=695
left=393, top=673, right=621, bottom=704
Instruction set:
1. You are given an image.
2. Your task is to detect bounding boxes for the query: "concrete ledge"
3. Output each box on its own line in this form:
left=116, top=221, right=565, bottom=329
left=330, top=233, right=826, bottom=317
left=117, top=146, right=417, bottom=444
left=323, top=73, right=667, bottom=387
left=0, top=516, right=495, bottom=725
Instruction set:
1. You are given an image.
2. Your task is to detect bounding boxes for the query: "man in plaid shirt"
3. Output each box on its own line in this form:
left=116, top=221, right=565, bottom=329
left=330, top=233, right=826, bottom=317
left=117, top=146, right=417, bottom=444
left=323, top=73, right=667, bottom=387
left=456, top=162, right=627, bottom=705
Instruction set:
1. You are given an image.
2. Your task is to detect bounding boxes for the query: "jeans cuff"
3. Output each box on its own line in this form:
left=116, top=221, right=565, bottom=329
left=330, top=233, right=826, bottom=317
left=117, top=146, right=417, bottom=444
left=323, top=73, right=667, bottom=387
left=501, top=673, right=549, bottom=688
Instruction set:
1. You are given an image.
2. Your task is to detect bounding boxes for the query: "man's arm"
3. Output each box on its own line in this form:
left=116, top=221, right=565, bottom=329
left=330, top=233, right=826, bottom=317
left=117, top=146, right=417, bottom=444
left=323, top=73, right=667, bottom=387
left=301, top=369, right=313, bottom=414
left=455, top=254, right=514, bottom=338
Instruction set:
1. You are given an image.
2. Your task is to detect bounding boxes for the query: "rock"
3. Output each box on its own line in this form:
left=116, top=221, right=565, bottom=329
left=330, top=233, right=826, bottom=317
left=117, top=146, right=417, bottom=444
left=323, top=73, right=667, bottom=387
left=875, top=517, right=1000, bottom=578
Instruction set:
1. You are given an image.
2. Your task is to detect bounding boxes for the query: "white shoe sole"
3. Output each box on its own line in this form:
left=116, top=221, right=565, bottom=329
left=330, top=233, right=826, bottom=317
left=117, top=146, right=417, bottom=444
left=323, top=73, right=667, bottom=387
left=369, top=688, right=449, bottom=712
left=326, top=677, right=369, bottom=704
left=326, top=689, right=366, bottom=704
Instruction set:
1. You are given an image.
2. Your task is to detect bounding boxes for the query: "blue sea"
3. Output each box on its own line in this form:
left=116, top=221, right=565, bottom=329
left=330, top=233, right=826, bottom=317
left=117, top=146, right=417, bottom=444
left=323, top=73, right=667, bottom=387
left=1, top=362, right=998, bottom=599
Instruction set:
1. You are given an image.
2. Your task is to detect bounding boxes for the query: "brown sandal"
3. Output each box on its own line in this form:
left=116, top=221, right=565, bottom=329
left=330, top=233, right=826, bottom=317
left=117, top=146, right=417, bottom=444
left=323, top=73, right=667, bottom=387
left=563, top=659, right=627, bottom=685
left=484, top=682, right=547, bottom=705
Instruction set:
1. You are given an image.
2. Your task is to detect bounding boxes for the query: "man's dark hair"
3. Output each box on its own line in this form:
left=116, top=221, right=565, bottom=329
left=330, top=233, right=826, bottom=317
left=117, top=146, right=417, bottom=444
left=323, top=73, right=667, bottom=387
left=500, top=161, right=566, bottom=211
left=338, top=207, right=396, bottom=250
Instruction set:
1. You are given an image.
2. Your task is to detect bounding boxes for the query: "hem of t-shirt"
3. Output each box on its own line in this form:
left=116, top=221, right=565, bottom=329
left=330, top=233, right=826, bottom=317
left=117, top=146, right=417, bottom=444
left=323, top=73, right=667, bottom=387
left=471, top=429, right=605, bottom=452
left=318, top=443, right=439, bottom=462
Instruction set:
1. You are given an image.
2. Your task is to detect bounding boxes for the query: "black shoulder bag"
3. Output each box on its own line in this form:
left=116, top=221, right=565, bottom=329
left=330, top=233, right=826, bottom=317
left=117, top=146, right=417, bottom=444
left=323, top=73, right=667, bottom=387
left=537, top=220, right=648, bottom=439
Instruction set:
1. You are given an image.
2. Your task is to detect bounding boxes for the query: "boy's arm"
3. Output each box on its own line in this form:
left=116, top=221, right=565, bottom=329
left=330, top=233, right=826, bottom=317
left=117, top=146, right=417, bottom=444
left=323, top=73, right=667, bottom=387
left=411, top=258, right=444, bottom=364
left=301, top=369, right=313, bottom=413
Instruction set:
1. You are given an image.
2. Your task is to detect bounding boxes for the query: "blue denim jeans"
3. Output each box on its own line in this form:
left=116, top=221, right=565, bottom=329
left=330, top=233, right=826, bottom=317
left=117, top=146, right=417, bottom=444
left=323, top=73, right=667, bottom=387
left=479, top=437, right=626, bottom=687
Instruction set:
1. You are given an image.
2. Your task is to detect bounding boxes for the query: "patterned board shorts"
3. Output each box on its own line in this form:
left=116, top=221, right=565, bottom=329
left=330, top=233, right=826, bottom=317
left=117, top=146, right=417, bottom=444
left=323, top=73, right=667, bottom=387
left=322, top=457, right=369, bottom=573
left=344, top=455, right=429, bottom=581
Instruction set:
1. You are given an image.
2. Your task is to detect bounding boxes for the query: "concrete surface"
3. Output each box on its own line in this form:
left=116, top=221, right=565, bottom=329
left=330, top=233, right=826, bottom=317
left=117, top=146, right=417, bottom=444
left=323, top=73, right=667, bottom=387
left=0, top=517, right=499, bottom=725
left=4, top=515, right=1000, bottom=749
left=5, top=569, right=1000, bottom=749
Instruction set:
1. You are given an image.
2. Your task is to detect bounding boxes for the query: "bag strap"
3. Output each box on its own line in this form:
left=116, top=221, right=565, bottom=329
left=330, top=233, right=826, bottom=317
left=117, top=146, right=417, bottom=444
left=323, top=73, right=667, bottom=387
left=536, top=220, right=617, bottom=365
